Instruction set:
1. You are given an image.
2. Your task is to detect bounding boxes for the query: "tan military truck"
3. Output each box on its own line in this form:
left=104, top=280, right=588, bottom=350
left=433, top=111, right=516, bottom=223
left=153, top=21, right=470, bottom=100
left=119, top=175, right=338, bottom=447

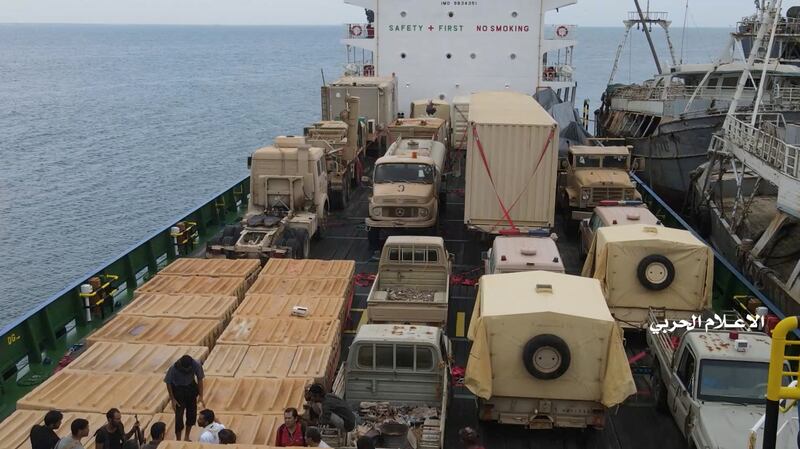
left=483, top=232, right=565, bottom=274
left=366, top=138, right=447, bottom=249
left=328, top=324, right=450, bottom=449
left=582, top=224, right=714, bottom=329
left=578, top=200, right=661, bottom=259
left=207, top=137, right=328, bottom=261
left=366, top=236, right=450, bottom=327
left=321, top=75, right=398, bottom=152
left=387, top=117, right=448, bottom=148
left=558, top=145, right=644, bottom=233
left=465, top=271, right=635, bottom=429
left=305, top=95, right=366, bottom=209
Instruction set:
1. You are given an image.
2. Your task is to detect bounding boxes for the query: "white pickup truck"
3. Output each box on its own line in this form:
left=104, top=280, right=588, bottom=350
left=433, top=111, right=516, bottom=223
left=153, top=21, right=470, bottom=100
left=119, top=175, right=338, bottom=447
left=329, top=324, right=450, bottom=449
left=646, top=308, right=797, bottom=449
left=366, top=236, right=450, bottom=327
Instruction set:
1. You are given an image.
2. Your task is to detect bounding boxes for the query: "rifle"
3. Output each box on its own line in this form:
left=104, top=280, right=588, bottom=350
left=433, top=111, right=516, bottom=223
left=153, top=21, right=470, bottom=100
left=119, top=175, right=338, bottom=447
left=134, top=414, right=145, bottom=446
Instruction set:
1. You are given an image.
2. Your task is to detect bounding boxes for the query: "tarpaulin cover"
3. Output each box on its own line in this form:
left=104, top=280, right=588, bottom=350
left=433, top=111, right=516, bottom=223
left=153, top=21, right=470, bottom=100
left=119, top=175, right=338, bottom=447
left=581, top=224, right=713, bottom=318
left=465, top=271, right=635, bottom=407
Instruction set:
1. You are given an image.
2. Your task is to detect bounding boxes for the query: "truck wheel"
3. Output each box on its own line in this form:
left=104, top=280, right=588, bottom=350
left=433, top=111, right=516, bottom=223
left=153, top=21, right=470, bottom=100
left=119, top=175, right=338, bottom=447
left=221, top=236, right=237, bottom=247
left=522, top=334, right=571, bottom=380
left=637, top=255, right=675, bottom=291
left=294, top=228, right=310, bottom=259
left=330, top=184, right=350, bottom=210
left=651, top=360, right=669, bottom=413
left=284, top=238, right=300, bottom=258
left=222, top=224, right=238, bottom=238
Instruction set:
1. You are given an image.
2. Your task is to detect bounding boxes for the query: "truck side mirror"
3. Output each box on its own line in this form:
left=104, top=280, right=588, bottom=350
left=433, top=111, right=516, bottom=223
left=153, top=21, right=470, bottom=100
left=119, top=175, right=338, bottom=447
left=247, top=156, right=252, bottom=169
left=632, top=157, right=645, bottom=171
left=361, top=176, right=372, bottom=186
left=480, top=251, right=488, bottom=261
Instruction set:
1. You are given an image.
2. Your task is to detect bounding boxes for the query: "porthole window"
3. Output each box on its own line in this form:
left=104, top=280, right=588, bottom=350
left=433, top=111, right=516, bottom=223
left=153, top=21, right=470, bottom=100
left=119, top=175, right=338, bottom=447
left=510, top=53, right=517, bottom=60
left=511, top=11, right=518, bottom=18
left=448, top=11, right=454, bottom=18
left=401, top=52, right=407, bottom=59
left=470, top=53, right=476, bottom=59
left=400, top=11, right=407, bottom=18
left=446, top=53, right=452, bottom=59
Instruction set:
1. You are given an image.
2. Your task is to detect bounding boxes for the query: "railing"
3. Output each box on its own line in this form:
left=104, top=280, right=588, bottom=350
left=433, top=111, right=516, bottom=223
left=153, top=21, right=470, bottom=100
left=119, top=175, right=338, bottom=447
left=627, top=11, right=669, bottom=22
left=737, top=17, right=800, bottom=36
left=344, top=23, right=375, bottom=39
left=541, top=64, right=574, bottom=83
left=0, top=176, right=250, bottom=419
left=723, top=115, right=800, bottom=179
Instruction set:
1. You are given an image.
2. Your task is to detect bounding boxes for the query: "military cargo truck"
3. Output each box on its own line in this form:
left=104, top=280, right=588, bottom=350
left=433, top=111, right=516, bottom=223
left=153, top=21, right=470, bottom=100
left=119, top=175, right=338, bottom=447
left=329, top=324, right=450, bottom=449
left=321, top=76, right=398, bottom=152
left=207, top=137, right=328, bottom=261
left=305, top=95, right=366, bottom=209
left=558, top=145, right=644, bottom=233
left=366, top=236, right=450, bottom=327
left=483, top=233, right=565, bottom=274
left=582, top=224, right=714, bottom=329
left=646, top=308, right=797, bottom=449
left=366, top=139, right=447, bottom=249
left=387, top=117, right=448, bottom=148
left=578, top=200, right=661, bottom=258
left=465, top=271, right=635, bottom=430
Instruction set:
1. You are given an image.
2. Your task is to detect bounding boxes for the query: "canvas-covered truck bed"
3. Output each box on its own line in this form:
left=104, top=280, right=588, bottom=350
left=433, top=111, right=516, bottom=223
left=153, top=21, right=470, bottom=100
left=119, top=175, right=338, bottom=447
left=366, top=236, right=450, bottom=327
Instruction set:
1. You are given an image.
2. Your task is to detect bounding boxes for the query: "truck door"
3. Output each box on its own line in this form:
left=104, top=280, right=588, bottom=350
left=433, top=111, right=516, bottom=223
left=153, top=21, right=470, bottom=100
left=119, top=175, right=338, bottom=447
left=669, top=346, right=696, bottom=435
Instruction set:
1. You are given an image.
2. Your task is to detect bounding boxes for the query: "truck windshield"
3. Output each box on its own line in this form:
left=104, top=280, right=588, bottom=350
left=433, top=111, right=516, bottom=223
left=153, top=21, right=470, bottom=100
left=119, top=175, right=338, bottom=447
left=374, top=163, right=434, bottom=183
left=698, top=360, right=770, bottom=404
left=602, top=155, right=628, bottom=169
left=574, top=155, right=601, bottom=168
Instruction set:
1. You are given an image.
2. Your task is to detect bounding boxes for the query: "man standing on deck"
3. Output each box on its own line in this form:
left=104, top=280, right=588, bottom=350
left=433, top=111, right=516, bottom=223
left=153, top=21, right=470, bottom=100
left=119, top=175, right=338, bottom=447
left=164, top=354, right=205, bottom=441
left=307, top=384, right=356, bottom=433
left=55, top=418, right=90, bottom=449
left=30, top=410, right=63, bottom=449
left=95, top=408, right=140, bottom=449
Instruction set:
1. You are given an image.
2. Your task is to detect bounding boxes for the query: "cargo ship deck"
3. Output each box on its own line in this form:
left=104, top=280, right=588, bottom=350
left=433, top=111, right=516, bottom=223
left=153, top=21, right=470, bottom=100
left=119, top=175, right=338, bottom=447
left=0, top=149, right=789, bottom=448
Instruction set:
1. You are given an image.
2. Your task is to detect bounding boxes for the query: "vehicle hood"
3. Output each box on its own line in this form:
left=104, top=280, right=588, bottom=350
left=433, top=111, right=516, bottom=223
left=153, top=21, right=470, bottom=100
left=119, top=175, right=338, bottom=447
left=696, top=402, right=798, bottom=449
left=574, top=170, right=633, bottom=187
left=372, top=183, right=434, bottom=203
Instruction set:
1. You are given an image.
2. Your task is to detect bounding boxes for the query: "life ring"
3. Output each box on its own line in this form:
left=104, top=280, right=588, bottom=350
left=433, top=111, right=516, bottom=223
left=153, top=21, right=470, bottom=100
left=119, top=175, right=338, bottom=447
left=522, top=334, right=571, bottom=380
left=350, top=25, right=363, bottom=37
left=544, top=66, right=556, bottom=81
left=556, top=25, right=569, bottom=38
left=636, top=254, right=675, bottom=290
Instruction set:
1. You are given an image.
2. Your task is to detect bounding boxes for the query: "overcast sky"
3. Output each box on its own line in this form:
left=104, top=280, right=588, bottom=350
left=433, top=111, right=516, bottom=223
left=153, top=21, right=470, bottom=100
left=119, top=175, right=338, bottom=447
left=0, top=1, right=775, bottom=27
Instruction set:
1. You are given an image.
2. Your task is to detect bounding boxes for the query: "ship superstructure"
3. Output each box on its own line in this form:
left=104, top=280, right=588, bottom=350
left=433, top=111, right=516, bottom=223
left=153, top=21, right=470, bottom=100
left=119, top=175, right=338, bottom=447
left=340, top=0, right=578, bottom=116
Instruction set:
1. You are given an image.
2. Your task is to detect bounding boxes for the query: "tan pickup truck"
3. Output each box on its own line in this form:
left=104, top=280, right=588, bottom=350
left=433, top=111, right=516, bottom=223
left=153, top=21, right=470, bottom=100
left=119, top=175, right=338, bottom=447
left=366, top=236, right=451, bottom=327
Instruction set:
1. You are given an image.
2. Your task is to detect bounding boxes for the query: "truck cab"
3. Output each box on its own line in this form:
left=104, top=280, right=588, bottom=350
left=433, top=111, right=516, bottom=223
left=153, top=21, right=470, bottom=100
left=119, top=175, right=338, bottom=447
left=559, top=146, right=643, bottom=231
left=331, top=324, right=450, bottom=449
left=207, top=137, right=328, bottom=261
left=483, top=233, right=565, bottom=274
left=367, top=139, right=447, bottom=249
left=647, top=311, right=797, bottom=449
left=366, top=236, right=451, bottom=327
left=578, top=200, right=660, bottom=258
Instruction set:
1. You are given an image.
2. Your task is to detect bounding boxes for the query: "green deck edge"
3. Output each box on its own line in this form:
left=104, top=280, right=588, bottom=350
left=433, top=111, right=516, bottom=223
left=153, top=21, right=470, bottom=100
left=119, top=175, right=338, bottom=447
left=0, top=176, right=250, bottom=420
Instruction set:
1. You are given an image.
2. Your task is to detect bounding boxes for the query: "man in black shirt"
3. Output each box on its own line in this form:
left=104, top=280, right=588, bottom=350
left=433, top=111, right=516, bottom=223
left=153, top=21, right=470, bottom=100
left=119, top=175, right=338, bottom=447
left=30, top=410, right=63, bottom=449
left=307, top=383, right=356, bottom=432
left=164, top=354, right=205, bottom=441
left=95, top=408, right=139, bottom=449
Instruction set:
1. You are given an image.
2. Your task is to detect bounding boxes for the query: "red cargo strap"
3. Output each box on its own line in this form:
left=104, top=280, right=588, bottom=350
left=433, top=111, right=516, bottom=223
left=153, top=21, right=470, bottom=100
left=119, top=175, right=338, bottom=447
left=627, top=350, right=648, bottom=365
left=471, top=124, right=516, bottom=230
left=450, top=267, right=482, bottom=287
left=354, top=273, right=376, bottom=287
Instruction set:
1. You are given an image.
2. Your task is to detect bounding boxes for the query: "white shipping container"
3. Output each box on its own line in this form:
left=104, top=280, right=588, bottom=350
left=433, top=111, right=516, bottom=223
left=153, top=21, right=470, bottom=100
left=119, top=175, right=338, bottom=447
left=465, top=91, right=559, bottom=233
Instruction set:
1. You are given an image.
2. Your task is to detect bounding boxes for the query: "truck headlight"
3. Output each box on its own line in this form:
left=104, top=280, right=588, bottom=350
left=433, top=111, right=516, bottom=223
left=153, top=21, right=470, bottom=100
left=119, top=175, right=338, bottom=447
left=419, top=208, right=429, bottom=217
left=581, top=189, right=590, bottom=201
left=372, top=207, right=382, bottom=217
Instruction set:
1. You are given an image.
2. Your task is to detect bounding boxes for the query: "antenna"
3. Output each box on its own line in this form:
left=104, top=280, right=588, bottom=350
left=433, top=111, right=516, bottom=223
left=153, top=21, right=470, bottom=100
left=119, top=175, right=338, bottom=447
left=680, top=0, right=689, bottom=64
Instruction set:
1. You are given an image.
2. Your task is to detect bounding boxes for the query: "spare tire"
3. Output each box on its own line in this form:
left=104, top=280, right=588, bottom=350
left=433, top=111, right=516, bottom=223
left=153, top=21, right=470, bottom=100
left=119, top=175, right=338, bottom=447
left=637, top=254, right=675, bottom=291
left=522, top=334, right=571, bottom=380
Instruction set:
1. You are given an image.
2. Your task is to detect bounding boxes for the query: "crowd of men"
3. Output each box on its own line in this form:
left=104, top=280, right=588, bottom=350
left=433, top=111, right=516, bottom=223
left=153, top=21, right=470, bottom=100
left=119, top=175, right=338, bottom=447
left=26, top=354, right=487, bottom=449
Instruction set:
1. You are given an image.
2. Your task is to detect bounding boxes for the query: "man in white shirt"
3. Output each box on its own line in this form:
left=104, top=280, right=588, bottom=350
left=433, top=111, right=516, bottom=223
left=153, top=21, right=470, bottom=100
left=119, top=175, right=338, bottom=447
left=197, top=409, right=225, bottom=444
left=305, top=427, right=331, bottom=448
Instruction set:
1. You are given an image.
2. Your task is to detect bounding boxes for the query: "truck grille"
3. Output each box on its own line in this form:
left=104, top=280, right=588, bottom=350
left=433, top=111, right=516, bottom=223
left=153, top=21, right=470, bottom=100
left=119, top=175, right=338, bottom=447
left=589, top=188, right=634, bottom=204
left=383, top=206, right=419, bottom=218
